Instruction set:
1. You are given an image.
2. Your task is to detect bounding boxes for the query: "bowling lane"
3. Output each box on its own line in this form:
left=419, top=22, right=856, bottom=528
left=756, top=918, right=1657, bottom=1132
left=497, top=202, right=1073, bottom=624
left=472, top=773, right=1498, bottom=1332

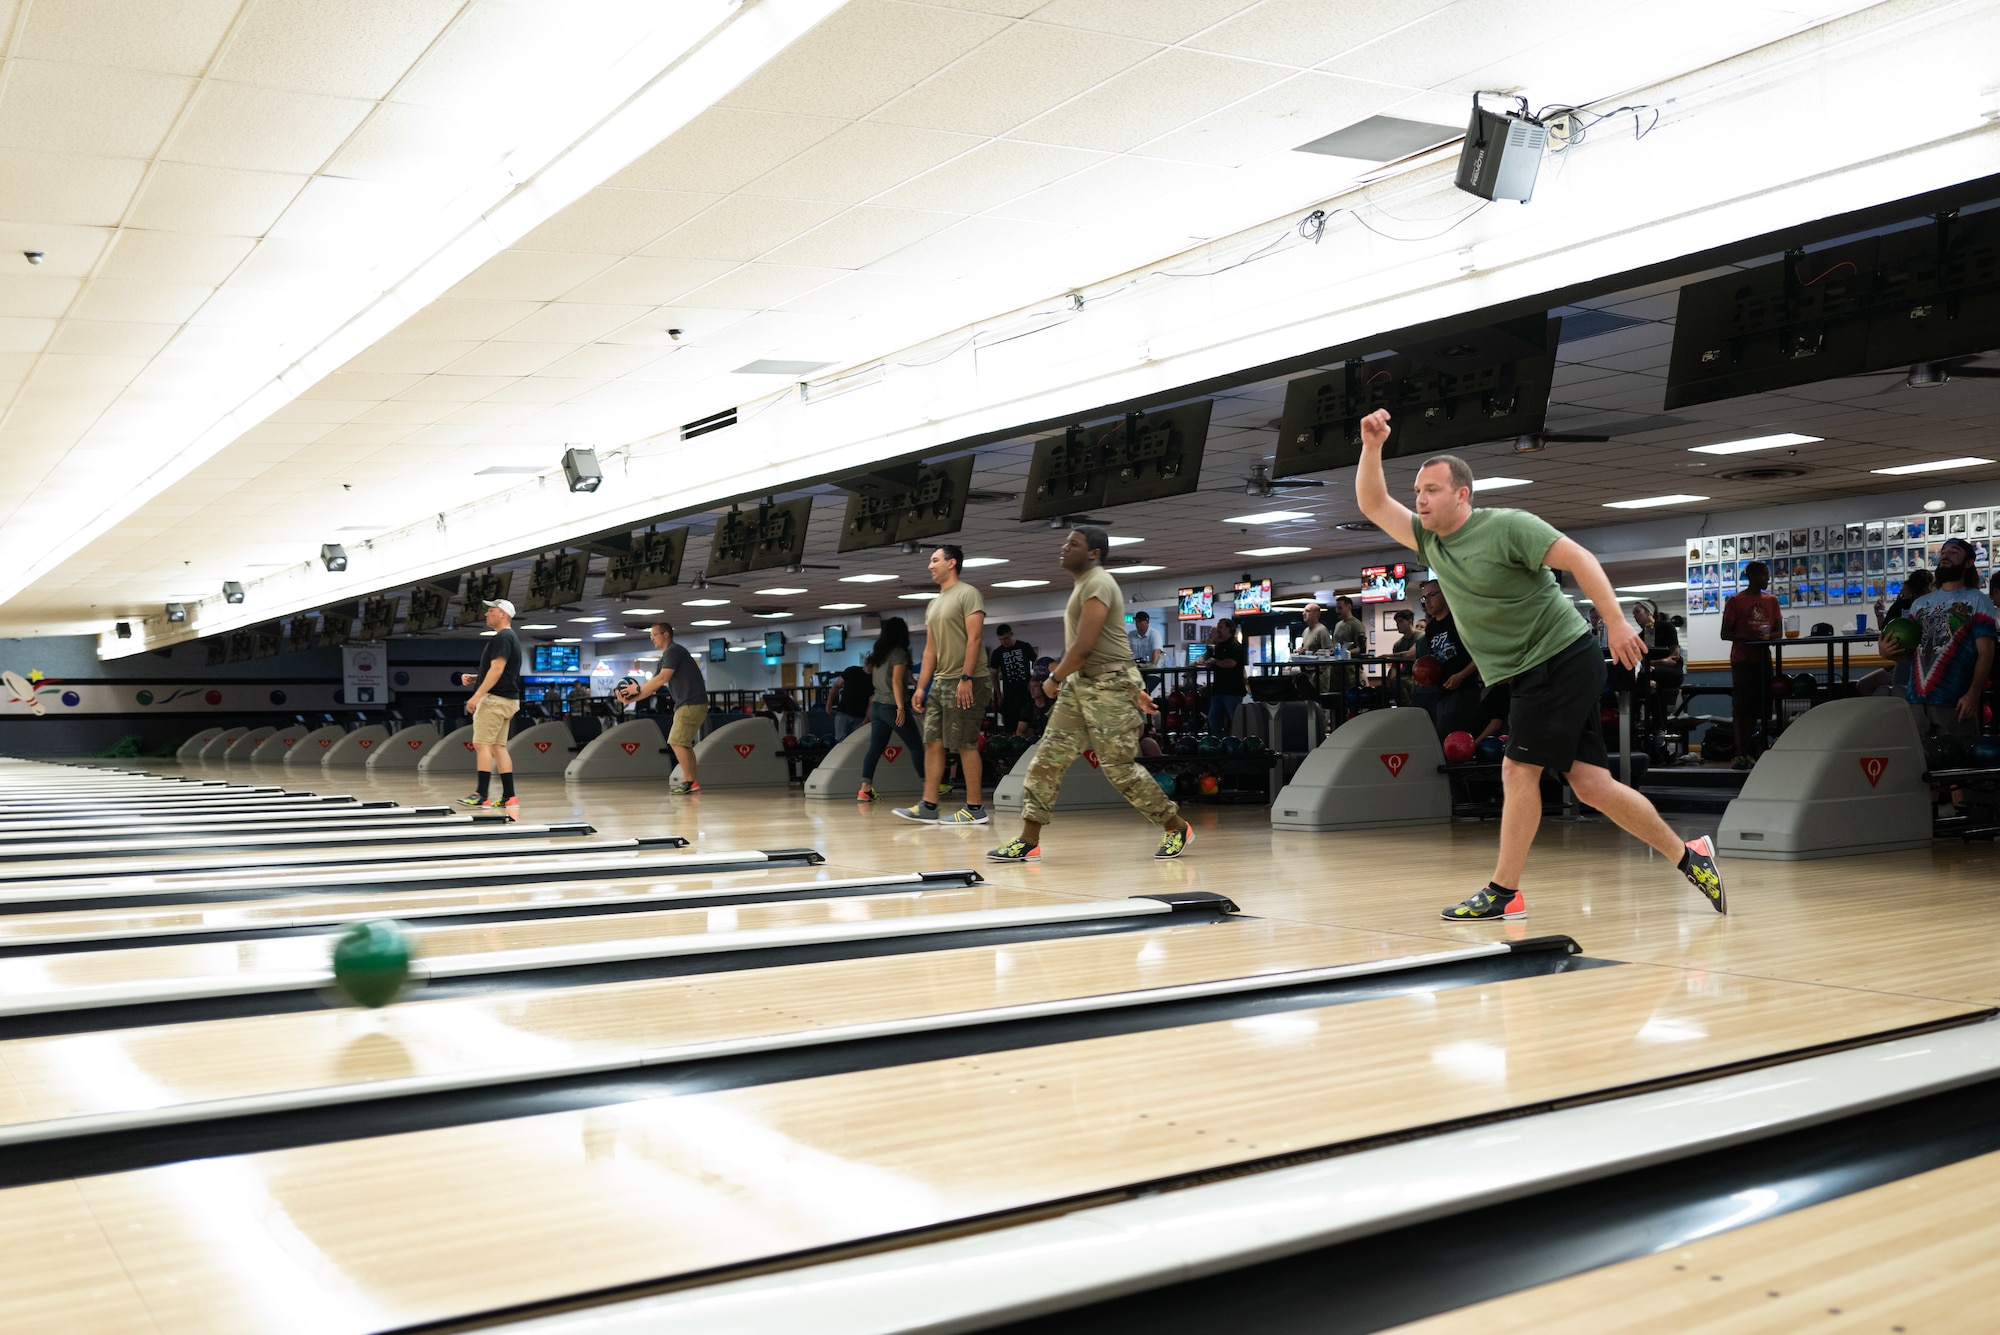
left=0, top=806, right=466, bottom=835
left=0, top=823, right=596, bottom=874
left=0, top=867, right=984, bottom=948
left=0, top=966, right=1973, bottom=1335
left=0, top=918, right=1443, bottom=1137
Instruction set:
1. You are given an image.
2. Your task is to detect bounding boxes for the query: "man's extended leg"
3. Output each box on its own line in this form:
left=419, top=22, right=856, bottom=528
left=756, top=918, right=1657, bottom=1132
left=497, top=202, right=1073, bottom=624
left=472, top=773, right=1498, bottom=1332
left=993, top=690, right=1085, bottom=860
left=1567, top=761, right=1727, bottom=912
left=923, top=740, right=946, bottom=803
left=492, top=734, right=516, bottom=808
left=1075, top=673, right=1189, bottom=855
left=1491, top=756, right=1545, bottom=889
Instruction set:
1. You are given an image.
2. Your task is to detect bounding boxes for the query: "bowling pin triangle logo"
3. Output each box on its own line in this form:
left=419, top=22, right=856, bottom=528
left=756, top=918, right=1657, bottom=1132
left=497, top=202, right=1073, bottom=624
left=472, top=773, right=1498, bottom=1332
left=733, top=743, right=756, bottom=758
left=1381, top=752, right=1409, bottom=777
left=533, top=741, right=552, bottom=753
left=282, top=738, right=294, bottom=747
left=620, top=742, right=641, bottom=755
left=464, top=741, right=476, bottom=751
left=1083, top=749, right=1101, bottom=768
left=318, top=738, right=332, bottom=747
left=357, top=739, right=372, bottom=749
left=407, top=739, right=422, bottom=749
left=883, top=746, right=902, bottom=762
left=1860, top=756, right=1888, bottom=787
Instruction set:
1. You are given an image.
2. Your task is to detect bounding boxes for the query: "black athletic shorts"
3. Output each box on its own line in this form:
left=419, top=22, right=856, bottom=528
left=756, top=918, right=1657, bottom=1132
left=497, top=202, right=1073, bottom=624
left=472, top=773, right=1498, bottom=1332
left=1000, top=684, right=1034, bottom=730
left=1503, top=632, right=1609, bottom=774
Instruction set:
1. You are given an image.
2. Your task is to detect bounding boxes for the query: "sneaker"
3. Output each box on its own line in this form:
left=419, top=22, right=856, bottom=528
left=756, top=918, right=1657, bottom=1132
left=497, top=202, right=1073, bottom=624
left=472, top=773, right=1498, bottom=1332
left=490, top=795, right=519, bottom=817
left=671, top=780, right=700, bottom=795
left=1441, top=885, right=1526, bottom=921
left=1731, top=754, right=1755, bottom=771
left=856, top=785, right=876, bottom=802
left=1681, top=835, right=1727, bottom=914
left=987, top=837, right=1039, bottom=862
left=937, top=781, right=957, bottom=797
left=1155, top=822, right=1193, bottom=859
left=892, top=803, right=940, bottom=823
left=455, top=793, right=488, bottom=808
left=941, top=806, right=989, bottom=826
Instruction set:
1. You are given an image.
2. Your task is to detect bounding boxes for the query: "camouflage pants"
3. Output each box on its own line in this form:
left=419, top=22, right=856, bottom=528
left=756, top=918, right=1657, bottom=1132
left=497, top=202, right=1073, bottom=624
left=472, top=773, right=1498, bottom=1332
left=1020, top=665, right=1179, bottom=828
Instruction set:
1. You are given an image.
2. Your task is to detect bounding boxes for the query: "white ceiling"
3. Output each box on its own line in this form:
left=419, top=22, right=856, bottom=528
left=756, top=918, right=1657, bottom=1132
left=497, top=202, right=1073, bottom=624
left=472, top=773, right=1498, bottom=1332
left=0, top=0, right=1901, bottom=637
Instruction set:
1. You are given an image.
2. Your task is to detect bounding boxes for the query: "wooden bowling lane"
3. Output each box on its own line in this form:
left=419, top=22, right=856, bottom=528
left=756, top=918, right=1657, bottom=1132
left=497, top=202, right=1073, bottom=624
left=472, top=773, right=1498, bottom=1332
left=1384, top=1145, right=2000, bottom=1335
left=0, top=918, right=1445, bottom=1140
left=0, top=822, right=597, bottom=873
left=0, top=867, right=983, bottom=949
left=0, top=805, right=461, bottom=835
left=0, top=967, right=1973, bottom=1335
left=0, top=882, right=1132, bottom=1017
left=0, top=814, right=506, bottom=851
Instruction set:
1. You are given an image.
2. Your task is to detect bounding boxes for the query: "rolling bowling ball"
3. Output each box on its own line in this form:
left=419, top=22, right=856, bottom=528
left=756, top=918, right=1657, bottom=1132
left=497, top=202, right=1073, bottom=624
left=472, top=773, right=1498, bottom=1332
left=1411, top=655, right=1443, bottom=686
left=1475, top=736, right=1505, bottom=763
left=331, top=919, right=414, bottom=1009
left=1973, top=736, right=2000, bottom=769
left=1442, top=730, right=1477, bottom=764
left=1882, top=618, right=1922, bottom=654
left=1199, top=772, right=1221, bottom=796
left=1221, top=735, right=1244, bottom=754
left=1155, top=771, right=1176, bottom=796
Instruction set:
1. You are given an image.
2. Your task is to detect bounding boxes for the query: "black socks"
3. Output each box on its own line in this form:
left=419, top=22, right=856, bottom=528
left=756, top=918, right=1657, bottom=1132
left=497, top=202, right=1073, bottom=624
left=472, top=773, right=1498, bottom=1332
left=501, top=772, right=516, bottom=801
left=1675, top=849, right=1693, bottom=873
left=475, top=771, right=492, bottom=799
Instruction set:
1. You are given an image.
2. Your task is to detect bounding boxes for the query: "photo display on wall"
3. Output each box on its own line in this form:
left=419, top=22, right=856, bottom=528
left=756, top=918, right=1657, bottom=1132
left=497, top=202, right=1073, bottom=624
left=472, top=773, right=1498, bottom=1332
left=1683, top=514, right=1943, bottom=614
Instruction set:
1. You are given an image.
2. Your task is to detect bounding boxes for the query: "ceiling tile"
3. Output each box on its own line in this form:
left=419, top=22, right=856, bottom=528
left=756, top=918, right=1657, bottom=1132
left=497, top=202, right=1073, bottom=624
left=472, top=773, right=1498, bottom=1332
left=872, top=22, right=1156, bottom=137
left=321, top=99, right=502, bottom=186
left=1190, top=0, right=1454, bottom=67
left=870, top=137, right=1104, bottom=214
left=479, top=377, right=594, bottom=405
left=0, top=316, right=55, bottom=354
left=67, top=279, right=213, bottom=324
left=390, top=299, right=546, bottom=343
left=210, top=0, right=466, bottom=100
left=986, top=154, right=1224, bottom=225
left=536, top=343, right=671, bottom=381
left=396, top=373, right=520, bottom=404
left=300, top=372, right=425, bottom=401
left=1028, top=0, right=1252, bottom=44
left=744, top=121, right=983, bottom=205
left=0, top=60, right=193, bottom=160
left=722, top=0, right=1010, bottom=121
left=444, top=250, right=620, bottom=303
left=0, top=148, right=147, bottom=227
left=1140, top=71, right=1403, bottom=167
left=16, top=0, right=240, bottom=76
left=126, top=162, right=306, bottom=236
left=165, top=82, right=375, bottom=175
left=338, top=338, right=480, bottom=376
left=605, top=107, right=846, bottom=195
left=494, top=302, right=654, bottom=344
left=440, top=341, right=576, bottom=378
left=762, top=207, right=961, bottom=270
left=0, top=274, right=83, bottom=320
left=681, top=264, right=845, bottom=311
left=1011, top=47, right=1287, bottom=153
left=46, top=321, right=179, bottom=358
left=641, top=195, right=847, bottom=264
left=558, top=256, right=738, bottom=306
left=96, top=231, right=256, bottom=285
left=509, top=188, right=719, bottom=255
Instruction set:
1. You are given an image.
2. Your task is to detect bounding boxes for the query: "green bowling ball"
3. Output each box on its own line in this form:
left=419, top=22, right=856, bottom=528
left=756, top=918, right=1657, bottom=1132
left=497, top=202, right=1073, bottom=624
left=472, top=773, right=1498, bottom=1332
left=1882, top=617, right=1921, bottom=653
left=331, top=919, right=414, bottom=1008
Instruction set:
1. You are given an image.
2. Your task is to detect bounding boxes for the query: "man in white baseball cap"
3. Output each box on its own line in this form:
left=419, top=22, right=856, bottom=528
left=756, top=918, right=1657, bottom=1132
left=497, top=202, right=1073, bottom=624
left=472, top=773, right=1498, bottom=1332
left=456, top=598, right=523, bottom=812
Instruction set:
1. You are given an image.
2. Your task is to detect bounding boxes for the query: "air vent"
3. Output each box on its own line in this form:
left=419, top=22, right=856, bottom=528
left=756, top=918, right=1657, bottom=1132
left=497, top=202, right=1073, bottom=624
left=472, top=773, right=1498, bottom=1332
left=1334, top=521, right=1379, bottom=532
left=1716, top=465, right=1810, bottom=482
left=681, top=408, right=737, bottom=440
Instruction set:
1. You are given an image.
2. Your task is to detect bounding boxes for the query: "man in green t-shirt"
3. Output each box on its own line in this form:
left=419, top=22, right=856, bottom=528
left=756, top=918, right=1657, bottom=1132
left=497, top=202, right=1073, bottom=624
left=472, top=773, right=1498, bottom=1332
left=897, top=544, right=992, bottom=826
left=1355, top=407, right=1725, bottom=921
left=987, top=527, right=1193, bottom=863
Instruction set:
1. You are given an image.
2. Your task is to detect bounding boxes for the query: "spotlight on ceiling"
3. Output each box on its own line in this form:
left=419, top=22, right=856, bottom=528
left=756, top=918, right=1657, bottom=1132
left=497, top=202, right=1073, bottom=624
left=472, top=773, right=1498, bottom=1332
left=222, top=581, right=245, bottom=604
left=319, top=544, right=347, bottom=572
left=1906, top=363, right=1949, bottom=388
left=562, top=446, right=602, bottom=493
left=164, top=603, right=187, bottom=623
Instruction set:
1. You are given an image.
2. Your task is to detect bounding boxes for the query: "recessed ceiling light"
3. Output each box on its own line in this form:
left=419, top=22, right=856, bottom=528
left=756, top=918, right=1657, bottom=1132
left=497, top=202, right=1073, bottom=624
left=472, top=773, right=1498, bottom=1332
left=1602, top=494, right=1709, bottom=509
left=552, top=636, right=581, bottom=642
left=898, top=592, right=939, bottom=600
left=840, top=573, right=898, bottom=583
left=569, top=616, right=605, bottom=623
left=1107, top=535, right=1144, bottom=546
left=520, top=623, right=557, bottom=630
left=1687, top=432, right=1822, bottom=455
left=991, top=579, right=1050, bottom=589
left=591, top=631, right=624, bottom=638
left=1110, top=564, right=1165, bottom=574
left=1224, top=511, right=1314, bottom=525
left=807, top=636, right=824, bottom=645
left=961, top=557, right=1007, bottom=568
left=683, top=598, right=729, bottom=607
left=1924, top=499, right=1949, bottom=512
left=623, top=607, right=665, bottom=614
left=754, top=587, right=807, bottom=595
left=1615, top=581, right=1689, bottom=593
left=754, top=611, right=793, bottom=618
left=1872, top=457, right=1995, bottom=476
left=690, top=619, right=731, bottom=627
left=480, top=630, right=498, bottom=637
left=1236, top=546, right=1310, bottom=557
left=820, top=602, right=866, bottom=610
left=1473, top=477, right=1533, bottom=490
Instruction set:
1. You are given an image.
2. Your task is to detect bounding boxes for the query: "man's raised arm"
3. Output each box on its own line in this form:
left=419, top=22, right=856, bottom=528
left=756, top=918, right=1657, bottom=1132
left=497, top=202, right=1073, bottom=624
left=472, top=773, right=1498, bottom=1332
left=1354, top=409, right=1420, bottom=553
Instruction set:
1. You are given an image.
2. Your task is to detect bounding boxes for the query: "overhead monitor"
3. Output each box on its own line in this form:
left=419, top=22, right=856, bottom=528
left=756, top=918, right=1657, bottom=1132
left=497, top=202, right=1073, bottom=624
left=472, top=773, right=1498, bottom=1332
left=1232, top=579, right=1272, bottom=614
left=253, top=625, right=281, bottom=659
left=460, top=571, right=513, bottom=622
left=1273, top=315, right=1559, bottom=475
left=706, top=498, right=813, bottom=578
left=532, top=644, right=581, bottom=673
left=763, top=629, right=786, bottom=656
left=316, top=613, right=352, bottom=649
left=1360, top=563, right=1408, bottom=603
left=837, top=456, right=977, bottom=552
left=1177, top=585, right=1215, bottom=620
left=286, top=615, right=315, bottom=655
left=709, top=637, right=728, bottom=662
left=227, top=629, right=253, bottom=663
left=600, top=528, right=687, bottom=596
left=1018, top=401, right=1213, bottom=521
left=823, top=624, right=846, bottom=650
left=520, top=551, right=588, bottom=613
left=407, top=580, right=453, bottom=633
left=359, top=596, right=398, bottom=641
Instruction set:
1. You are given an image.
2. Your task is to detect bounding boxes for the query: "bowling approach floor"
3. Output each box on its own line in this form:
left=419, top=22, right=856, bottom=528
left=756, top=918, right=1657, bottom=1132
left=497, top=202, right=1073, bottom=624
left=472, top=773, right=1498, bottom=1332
left=6, top=757, right=2000, bottom=1335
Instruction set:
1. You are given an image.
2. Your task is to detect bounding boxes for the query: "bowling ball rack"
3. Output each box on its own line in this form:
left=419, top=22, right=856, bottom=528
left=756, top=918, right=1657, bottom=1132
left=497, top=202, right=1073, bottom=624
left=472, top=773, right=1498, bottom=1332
left=1136, top=751, right=1277, bottom=805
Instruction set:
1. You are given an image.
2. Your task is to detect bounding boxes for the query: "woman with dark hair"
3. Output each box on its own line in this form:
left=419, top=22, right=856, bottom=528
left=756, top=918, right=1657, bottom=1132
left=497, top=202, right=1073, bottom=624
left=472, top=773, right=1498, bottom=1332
left=857, top=617, right=925, bottom=801
left=1632, top=600, right=1683, bottom=729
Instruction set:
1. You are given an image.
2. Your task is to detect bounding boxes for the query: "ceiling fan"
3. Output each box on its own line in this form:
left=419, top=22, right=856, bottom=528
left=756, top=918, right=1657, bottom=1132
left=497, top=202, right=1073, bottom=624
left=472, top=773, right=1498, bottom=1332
left=1869, top=356, right=2000, bottom=393
left=1511, top=429, right=1612, bottom=453
left=1241, top=463, right=1326, bottom=496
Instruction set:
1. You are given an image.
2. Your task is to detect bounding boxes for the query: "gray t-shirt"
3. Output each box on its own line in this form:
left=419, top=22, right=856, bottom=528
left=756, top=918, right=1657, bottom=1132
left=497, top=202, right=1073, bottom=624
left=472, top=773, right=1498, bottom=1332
left=658, top=640, right=708, bottom=708
left=870, top=646, right=911, bottom=702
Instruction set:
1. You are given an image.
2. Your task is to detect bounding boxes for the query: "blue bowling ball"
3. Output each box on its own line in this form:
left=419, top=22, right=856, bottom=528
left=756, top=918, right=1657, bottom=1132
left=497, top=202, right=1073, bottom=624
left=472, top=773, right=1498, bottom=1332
left=1475, top=736, right=1505, bottom=763
left=1221, top=735, right=1244, bottom=754
left=1155, top=771, right=1176, bottom=796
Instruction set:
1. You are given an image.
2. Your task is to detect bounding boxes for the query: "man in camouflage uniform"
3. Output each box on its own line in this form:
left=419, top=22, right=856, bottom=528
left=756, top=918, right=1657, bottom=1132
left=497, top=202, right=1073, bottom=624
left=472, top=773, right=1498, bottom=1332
left=988, top=527, right=1194, bottom=862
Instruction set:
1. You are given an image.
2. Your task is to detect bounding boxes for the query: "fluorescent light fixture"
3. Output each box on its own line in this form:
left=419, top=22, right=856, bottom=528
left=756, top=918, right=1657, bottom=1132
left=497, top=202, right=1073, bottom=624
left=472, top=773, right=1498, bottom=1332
left=991, top=579, right=1050, bottom=589
left=961, top=557, right=1007, bottom=568
left=1473, top=477, right=1533, bottom=490
left=754, top=587, right=807, bottom=595
left=624, top=607, right=666, bottom=614
left=1615, top=581, right=1689, bottom=593
left=591, top=631, right=625, bottom=638
left=552, top=636, right=580, bottom=643
left=690, top=619, right=731, bottom=627
left=1110, top=564, right=1165, bottom=574
left=820, top=602, right=866, bottom=610
left=1687, top=432, right=1822, bottom=455
left=481, top=630, right=499, bottom=637
left=807, top=636, right=824, bottom=644
left=1924, top=499, right=1948, bottom=512
left=898, top=592, right=939, bottom=600
left=1872, top=457, right=1995, bottom=476
left=754, top=611, right=793, bottom=618
left=1236, top=545, right=1311, bottom=557
left=840, top=573, right=898, bottom=583
left=1107, top=535, right=1144, bottom=546
left=569, top=616, right=605, bottom=623
left=1602, top=494, right=1709, bottom=509
left=1224, top=511, right=1314, bottom=525
left=520, top=623, right=558, bottom=630
left=682, top=598, right=729, bottom=607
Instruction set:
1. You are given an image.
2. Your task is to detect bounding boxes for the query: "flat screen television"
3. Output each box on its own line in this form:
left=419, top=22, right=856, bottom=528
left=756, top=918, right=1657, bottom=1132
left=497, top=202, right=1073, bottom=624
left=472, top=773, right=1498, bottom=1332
left=709, top=637, right=728, bottom=662
left=1177, top=585, right=1214, bottom=620
left=823, top=625, right=846, bottom=650
left=1232, top=579, right=1271, bottom=614
left=1185, top=643, right=1210, bottom=663
left=532, top=644, right=581, bottom=673
left=763, top=629, right=786, bottom=656
left=1359, top=563, right=1407, bottom=604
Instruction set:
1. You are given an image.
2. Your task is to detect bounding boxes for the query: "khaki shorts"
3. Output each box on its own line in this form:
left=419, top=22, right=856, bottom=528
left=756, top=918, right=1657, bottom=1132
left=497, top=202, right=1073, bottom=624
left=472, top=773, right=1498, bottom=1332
left=921, top=675, right=990, bottom=751
left=667, top=704, right=707, bottom=747
left=470, top=695, right=519, bottom=745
